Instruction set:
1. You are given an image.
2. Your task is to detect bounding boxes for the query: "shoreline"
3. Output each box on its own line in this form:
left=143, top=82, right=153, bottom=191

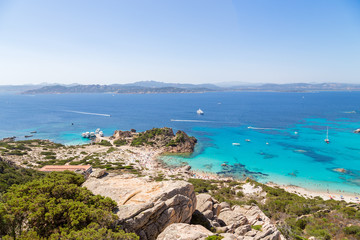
left=267, top=182, right=360, bottom=203
left=2, top=136, right=360, bottom=203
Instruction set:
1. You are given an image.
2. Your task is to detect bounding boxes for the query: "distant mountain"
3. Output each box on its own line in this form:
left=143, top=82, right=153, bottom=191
left=19, top=81, right=360, bottom=94
left=229, top=83, right=360, bottom=92
left=124, top=80, right=221, bottom=90
left=0, top=84, right=47, bottom=93
left=22, top=82, right=215, bottom=94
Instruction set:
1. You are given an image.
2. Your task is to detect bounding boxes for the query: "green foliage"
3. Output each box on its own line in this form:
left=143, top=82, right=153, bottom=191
left=49, top=223, right=139, bottom=240
left=131, top=128, right=172, bottom=146
left=107, top=147, right=117, bottom=153
left=0, top=171, right=138, bottom=239
left=205, top=235, right=224, bottom=240
left=0, top=160, right=44, bottom=193
left=98, top=140, right=112, bottom=146
left=114, top=139, right=127, bottom=146
left=252, top=225, right=262, bottom=231
left=188, top=178, right=217, bottom=193
left=344, top=225, right=360, bottom=236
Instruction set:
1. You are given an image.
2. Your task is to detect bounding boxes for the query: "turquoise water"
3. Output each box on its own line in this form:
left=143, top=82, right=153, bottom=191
left=1, top=92, right=360, bottom=193
left=160, top=118, right=360, bottom=194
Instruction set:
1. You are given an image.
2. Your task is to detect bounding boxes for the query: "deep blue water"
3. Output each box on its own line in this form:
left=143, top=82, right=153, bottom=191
left=1, top=91, right=360, bottom=193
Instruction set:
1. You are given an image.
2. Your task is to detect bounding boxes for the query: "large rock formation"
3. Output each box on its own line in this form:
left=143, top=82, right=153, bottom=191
left=157, top=223, right=238, bottom=240
left=110, top=127, right=197, bottom=153
left=83, top=174, right=197, bottom=240
left=193, top=193, right=284, bottom=240
left=156, top=223, right=213, bottom=240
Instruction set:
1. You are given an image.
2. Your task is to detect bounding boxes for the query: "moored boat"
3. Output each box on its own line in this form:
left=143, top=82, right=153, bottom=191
left=324, top=127, right=330, bottom=144
left=197, top=108, right=204, bottom=115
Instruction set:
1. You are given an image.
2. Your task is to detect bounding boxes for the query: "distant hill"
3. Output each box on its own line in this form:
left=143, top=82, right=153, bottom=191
left=18, top=81, right=360, bottom=94
left=230, top=83, right=360, bottom=92
left=22, top=82, right=215, bottom=94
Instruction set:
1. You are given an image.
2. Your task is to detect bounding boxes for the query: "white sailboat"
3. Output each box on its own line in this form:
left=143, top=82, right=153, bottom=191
left=324, top=127, right=330, bottom=144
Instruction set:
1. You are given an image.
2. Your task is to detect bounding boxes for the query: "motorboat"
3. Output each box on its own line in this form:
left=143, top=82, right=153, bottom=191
left=232, top=143, right=240, bottom=146
left=99, top=131, right=104, bottom=137
left=197, top=109, right=204, bottom=115
left=245, top=139, right=251, bottom=142
left=324, top=127, right=330, bottom=144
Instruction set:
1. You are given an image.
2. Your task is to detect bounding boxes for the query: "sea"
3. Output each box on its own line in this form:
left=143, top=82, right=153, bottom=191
left=1, top=91, right=360, bottom=194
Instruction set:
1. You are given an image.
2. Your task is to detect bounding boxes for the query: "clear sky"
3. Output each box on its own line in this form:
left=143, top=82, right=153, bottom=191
left=0, top=0, right=360, bottom=85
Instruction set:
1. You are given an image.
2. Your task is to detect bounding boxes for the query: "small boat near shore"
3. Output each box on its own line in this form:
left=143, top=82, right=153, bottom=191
left=245, top=139, right=251, bottom=142
left=24, top=135, right=33, bottom=138
left=30, top=131, right=37, bottom=134
left=232, top=143, right=240, bottom=146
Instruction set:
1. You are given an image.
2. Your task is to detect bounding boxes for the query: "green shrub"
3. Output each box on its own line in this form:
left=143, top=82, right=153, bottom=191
left=114, top=139, right=127, bottom=146
left=98, top=140, right=112, bottom=146
left=344, top=225, right=360, bottom=235
left=205, top=235, right=224, bottom=240
left=107, top=147, right=117, bottom=153
left=252, top=225, right=262, bottom=231
left=0, top=171, right=138, bottom=239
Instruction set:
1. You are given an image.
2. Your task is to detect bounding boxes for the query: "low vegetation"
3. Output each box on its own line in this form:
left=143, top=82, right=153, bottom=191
left=0, top=168, right=138, bottom=239
left=189, top=178, right=360, bottom=240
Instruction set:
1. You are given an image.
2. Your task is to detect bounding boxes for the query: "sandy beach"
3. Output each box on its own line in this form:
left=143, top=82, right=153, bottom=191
left=267, top=182, right=360, bottom=203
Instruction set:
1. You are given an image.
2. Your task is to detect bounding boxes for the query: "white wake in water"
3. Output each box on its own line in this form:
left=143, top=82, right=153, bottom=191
left=248, top=126, right=280, bottom=130
left=65, top=110, right=111, bottom=117
left=171, top=119, right=212, bottom=123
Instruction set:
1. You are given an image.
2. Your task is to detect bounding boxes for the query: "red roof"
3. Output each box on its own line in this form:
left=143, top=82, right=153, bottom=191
left=39, top=165, right=92, bottom=172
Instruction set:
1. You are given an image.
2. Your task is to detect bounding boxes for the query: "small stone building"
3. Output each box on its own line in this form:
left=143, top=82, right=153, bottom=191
left=39, top=165, right=92, bottom=178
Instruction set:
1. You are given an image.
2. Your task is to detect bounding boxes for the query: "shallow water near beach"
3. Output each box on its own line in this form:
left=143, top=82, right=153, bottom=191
left=1, top=91, right=360, bottom=194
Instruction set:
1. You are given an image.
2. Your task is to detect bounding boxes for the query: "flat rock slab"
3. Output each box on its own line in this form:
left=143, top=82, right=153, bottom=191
left=83, top=174, right=197, bottom=240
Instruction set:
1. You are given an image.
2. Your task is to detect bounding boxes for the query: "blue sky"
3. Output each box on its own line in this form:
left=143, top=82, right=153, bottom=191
left=0, top=0, right=359, bottom=85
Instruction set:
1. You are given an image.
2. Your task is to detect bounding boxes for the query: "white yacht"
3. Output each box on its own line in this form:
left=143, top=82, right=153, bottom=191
left=197, top=109, right=204, bottom=115
left=99, top=131, right=104, bottom=137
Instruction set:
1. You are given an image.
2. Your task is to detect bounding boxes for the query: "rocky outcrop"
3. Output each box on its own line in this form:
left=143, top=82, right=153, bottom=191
left=110, top=127, right=197, bottom=153
left=157, top=223, right=238, bottom=240
left=193, top=193, right=284, bottom=240
left=90, top=169, right=106, bottom=178
left=111, top=130, right=133, bottom=139
left=164, top=130, right=197, bottom=153
left=156, top=223, right=213, bottom=240
left=83, top=174, right=197, bottom=240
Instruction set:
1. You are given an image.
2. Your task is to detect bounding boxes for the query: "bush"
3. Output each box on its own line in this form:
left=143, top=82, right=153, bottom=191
left=114, top=139, right=127, bottom=146
left=205, top=235, right=224, bottom=240
left=252, top=225, right=262, bottom=231
left=344, top=225, right=360, bottom=235
left=0, top=171, right=138, bottom=239
left=98, top=140, right=112, bottom=146
left=188, top=178, right=217, bottom=193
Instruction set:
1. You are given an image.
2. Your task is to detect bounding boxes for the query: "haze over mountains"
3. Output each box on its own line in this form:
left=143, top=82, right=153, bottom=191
left=1, top=81, right=360, bottom=94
